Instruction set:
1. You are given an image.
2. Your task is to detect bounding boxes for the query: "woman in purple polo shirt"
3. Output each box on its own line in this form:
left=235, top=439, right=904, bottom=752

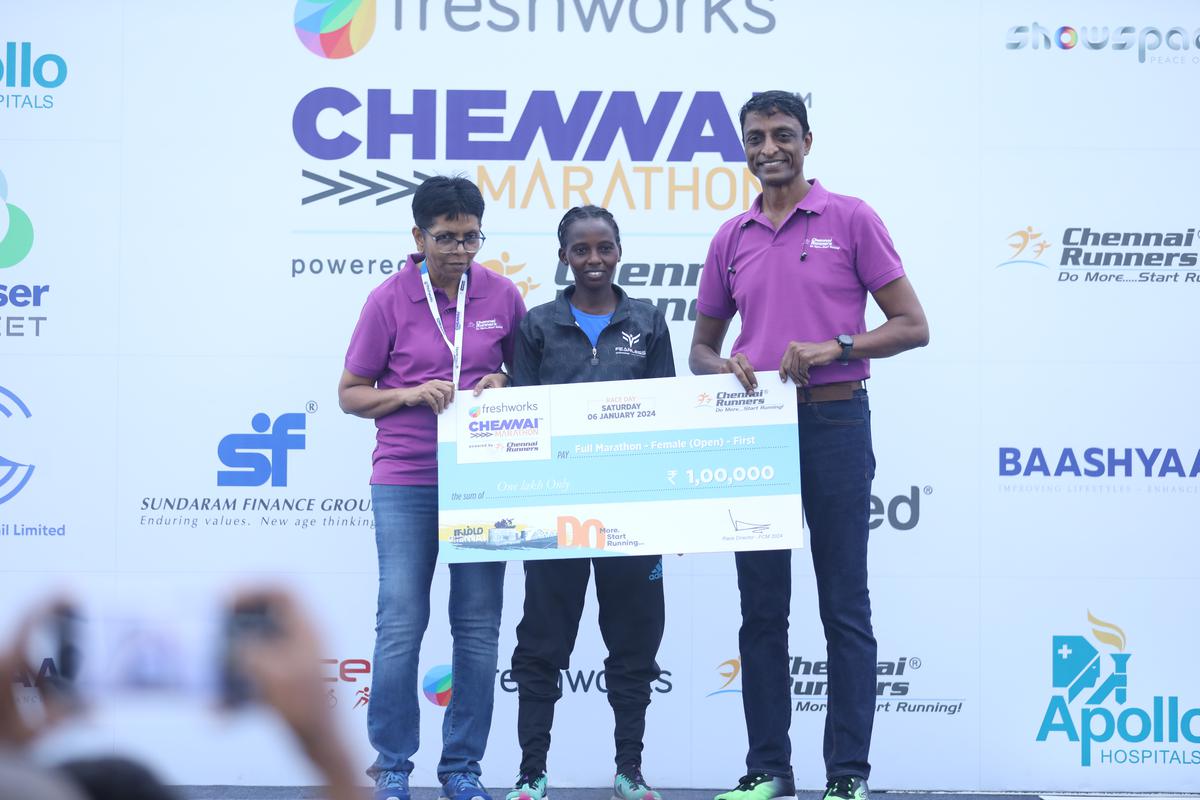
left=338, top=176, right=526, bottom=800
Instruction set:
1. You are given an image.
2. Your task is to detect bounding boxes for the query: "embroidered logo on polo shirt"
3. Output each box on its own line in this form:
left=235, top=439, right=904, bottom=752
left=808, top=237, right=841, bottom=250
left=470, top=319, right=503, bottom=331
left=614, top=330, right=646, bottom=358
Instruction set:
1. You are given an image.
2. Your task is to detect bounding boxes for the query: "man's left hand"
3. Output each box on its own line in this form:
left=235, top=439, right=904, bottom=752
left=778, top=340, right=840, bottom=386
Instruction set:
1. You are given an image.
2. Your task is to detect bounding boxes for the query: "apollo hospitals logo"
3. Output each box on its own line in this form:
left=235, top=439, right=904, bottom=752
left=1036, top=612, right=1200, bottom=767
left=294, top=0, right=376, bottom=59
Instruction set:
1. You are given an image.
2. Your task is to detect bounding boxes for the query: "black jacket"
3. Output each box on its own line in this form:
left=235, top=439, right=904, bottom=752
left=512, top=285, right=675, bottom=387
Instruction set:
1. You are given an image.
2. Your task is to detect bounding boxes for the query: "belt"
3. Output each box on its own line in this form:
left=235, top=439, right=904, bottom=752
left=796, top=380, right=864, bottom=403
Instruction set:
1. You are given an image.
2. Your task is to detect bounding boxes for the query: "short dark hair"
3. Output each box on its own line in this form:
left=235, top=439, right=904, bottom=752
left=557, top=205, right=621, bottom=250
left=739, top=91, right=810, bottom=135
left=411, top=175, right=485, bottom=230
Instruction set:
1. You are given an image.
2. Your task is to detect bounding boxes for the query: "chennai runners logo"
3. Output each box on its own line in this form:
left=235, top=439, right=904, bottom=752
left=994, top=224, right=1200, bottom=285
left=997, top=225, right=1052, bottom=269
left=707, top=658, right=742, bottom=697
left=481, top=251, right=540, bottom=299
left=294, top=0, right=376, bottom=59
left=1036, top=611, right=1200, bottom=767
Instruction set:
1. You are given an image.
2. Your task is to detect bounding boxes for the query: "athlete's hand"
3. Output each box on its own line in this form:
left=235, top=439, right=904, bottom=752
left=721, top=353, right=758, bottom=392
left=778, top=340, right=839, bottom=386
left=402, top=380, right=455, bottom=413
left=472, top=372, right=509, bottom=396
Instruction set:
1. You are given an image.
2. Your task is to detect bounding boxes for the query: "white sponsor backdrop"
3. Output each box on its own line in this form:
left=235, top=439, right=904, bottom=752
left=2, top=0, right=1199, bottom=792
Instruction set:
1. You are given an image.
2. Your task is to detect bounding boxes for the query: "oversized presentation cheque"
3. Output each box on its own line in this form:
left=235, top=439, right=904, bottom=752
left=436, top=373, right=803, bottom=562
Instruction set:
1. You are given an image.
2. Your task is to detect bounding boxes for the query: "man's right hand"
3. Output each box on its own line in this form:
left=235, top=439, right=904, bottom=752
left=401, top=380, right=455, bottom=413
left=721, top=353, right=758, bottom=392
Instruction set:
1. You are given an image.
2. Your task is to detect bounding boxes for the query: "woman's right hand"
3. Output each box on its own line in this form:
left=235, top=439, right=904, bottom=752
left=401, top=380, right=455, bottom=413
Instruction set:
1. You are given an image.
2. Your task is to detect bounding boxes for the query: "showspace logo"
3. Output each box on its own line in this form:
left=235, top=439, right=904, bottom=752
left=1006, top=22, right=1200, bottom=64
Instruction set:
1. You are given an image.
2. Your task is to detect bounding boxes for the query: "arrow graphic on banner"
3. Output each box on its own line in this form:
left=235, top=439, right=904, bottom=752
left=301, top=169, right=434, bottom=206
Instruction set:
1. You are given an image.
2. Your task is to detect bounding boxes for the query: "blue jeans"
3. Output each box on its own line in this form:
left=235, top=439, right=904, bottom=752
left=367, top=484, right=506, bottom=781
left=735, top=390, right=877, bottom=781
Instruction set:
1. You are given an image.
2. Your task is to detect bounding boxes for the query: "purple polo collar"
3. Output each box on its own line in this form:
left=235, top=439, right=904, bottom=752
left=744, top=178, right=830, bottom=228
left=400, top=253, right=490, bottom=303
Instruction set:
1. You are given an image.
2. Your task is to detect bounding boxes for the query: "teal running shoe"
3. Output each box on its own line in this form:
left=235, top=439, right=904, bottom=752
left=714, top=773, right=796, bottom=800
left=613, top=766, right=662, bottom=800
left=822, top=777, right=869, bottom=800
left=505, top=769, right=548, bottom=800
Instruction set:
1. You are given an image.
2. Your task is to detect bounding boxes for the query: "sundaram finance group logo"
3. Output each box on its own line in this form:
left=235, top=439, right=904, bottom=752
left=295, top=0, right=376, bottom=58
left=1036, top=612, right=1200, bottom=767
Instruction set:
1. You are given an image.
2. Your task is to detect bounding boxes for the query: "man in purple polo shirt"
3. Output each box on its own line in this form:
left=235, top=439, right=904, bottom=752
left=338, top=176, right=526, bottom=800
left=690, top=92, right=929, bottom=800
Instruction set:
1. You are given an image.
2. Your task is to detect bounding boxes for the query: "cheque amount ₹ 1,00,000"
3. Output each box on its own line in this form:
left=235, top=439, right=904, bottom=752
left=680, top=465, right=776, bottom=487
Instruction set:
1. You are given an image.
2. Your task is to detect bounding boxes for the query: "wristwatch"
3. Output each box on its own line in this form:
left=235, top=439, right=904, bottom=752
left=836, top=334, right=854, bottom=365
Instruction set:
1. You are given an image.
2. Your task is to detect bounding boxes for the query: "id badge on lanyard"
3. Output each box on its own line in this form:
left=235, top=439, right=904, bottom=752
left=419, top=263, right=470, bottom=390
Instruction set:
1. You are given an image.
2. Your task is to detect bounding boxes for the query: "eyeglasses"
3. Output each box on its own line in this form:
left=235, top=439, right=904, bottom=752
left=422, top=228, right=486, bottom=254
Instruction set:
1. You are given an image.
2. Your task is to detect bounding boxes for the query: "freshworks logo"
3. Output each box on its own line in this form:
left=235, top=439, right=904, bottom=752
left=0, top=386, right=35, bottom=505
left=1036, top=612, right=1200, bottom=767
left=422, top=664, right=452, bottom=706
left=295, top=0, right=376, bottom=59
left=0, top=170, right=35, bottom=269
